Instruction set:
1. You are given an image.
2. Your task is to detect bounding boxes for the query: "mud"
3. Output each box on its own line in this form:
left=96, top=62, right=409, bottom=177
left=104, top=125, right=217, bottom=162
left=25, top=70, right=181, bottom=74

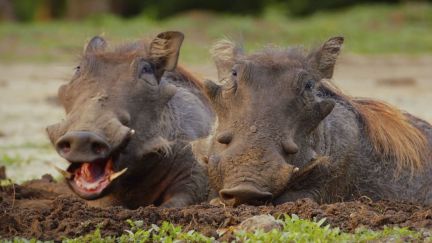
left=1, top=175, right=432, bottom=241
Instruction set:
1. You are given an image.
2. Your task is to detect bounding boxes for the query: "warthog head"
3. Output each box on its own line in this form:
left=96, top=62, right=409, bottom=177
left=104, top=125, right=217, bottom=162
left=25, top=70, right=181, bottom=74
left=203, top=37, right=343, bottom=205
left=46, top=32, right=184, bottom=199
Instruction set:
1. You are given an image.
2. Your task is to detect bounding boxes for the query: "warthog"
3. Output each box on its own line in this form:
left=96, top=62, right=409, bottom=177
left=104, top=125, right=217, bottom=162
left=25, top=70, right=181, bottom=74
left=46, top=31, right=214, bottom=208
left=203, top=37, right=432, bottom=206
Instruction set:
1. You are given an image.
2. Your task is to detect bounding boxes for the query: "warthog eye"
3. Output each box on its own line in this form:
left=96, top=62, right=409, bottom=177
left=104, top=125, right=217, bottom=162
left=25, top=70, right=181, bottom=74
left=72, top=65, right=81, bottom=79
left=231, top=69, right=237, bottom=77
left=305, top=79, right=315, bottom=90
left=140, top=62, right=154, bottom=76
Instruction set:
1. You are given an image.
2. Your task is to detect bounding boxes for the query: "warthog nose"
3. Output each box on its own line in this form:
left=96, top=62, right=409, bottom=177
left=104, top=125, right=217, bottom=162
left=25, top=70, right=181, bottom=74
left=219, top=184, right=273, bottom=206
left=55, top=131, right=111, bottom=162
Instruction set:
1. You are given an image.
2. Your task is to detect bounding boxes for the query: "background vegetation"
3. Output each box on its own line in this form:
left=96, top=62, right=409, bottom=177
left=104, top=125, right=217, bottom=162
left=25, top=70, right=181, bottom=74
left=1, top=3, right=432, bottom=65
left=3, top=0, right=432, bottom=21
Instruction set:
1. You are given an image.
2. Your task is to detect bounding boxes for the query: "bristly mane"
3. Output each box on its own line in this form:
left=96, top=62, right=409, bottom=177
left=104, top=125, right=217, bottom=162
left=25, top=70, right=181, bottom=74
left=320, top=80, right=429, bottom=173
left=174, top=65, right=205, bottom=91
left=83, top=39, right=204, bottom=91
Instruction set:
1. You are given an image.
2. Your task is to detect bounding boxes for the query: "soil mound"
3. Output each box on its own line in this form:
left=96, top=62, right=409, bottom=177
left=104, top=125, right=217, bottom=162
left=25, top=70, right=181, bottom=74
left=1, top=175, right=432, bottom=240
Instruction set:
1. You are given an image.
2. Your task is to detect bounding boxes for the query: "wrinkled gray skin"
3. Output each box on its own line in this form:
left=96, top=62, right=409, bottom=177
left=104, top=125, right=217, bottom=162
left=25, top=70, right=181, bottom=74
left=204, top=37, right=432, bottom=206
left=46, top=31, right=214, bottom=208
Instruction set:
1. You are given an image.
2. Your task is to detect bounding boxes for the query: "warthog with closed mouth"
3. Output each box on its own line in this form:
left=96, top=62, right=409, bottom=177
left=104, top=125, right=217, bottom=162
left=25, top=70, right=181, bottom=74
left=203, top=37, right=432, bottom=206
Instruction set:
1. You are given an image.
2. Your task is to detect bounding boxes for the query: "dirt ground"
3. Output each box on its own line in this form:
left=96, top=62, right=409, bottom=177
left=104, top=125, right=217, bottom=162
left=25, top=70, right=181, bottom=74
left=1, top=176, right=432, bottom=240
left=0, top=55, right=432, bottom=240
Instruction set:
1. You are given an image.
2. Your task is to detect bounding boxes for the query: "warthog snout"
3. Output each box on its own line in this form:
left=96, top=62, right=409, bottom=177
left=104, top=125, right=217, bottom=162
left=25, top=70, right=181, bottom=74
left=207, top=143, right=298, bottom=206
left=56, top=131, right=111, bottom=163
left=219, top=184, right=273, bottom=206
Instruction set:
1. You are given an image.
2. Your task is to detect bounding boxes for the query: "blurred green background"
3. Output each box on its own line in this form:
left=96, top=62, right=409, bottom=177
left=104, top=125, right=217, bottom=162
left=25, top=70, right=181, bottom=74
left=0, top=0, right=432, bottom=64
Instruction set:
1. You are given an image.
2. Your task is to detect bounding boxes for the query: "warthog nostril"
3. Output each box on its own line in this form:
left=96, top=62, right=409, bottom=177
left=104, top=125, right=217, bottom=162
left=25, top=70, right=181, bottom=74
left=219, top=184, right=273, bottom=205
left=91, top=141, right=109, bottom=155
left=57, top=141, right=71, bottom=155
left=220, top=191, right=235, bottom=201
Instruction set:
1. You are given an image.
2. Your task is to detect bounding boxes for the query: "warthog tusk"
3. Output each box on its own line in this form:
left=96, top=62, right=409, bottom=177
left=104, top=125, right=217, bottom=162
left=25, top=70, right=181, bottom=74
left=129, top=129, right=135, bottom=136
left=290, top=156, right=329, bottom=183
left=109, top=167, right=128, bottom=181
left=46, top=161, right=73, bottom=179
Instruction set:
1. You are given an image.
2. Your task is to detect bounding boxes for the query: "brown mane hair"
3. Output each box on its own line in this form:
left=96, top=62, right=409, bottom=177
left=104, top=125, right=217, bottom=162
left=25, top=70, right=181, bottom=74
left=321, top=80, right=429, bottom=173
left=175, top=65, right=204, bottom=91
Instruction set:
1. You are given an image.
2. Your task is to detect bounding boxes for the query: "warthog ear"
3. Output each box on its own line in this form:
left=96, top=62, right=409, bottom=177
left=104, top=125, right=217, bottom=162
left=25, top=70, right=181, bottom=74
left=150, top=31, right=184, bottom=75
left=308, top=36, right=344, bottom=79
left=210, top=39, right=243, bottom=80
left=203, top=79, right=222, bottom=101
left=315, top=99, right=336, bottom=120
left=302, top=99, right=336, bottom=132
left=85, top=36, right=107, bottom=54
left=312, top=99, right=335, bottom=127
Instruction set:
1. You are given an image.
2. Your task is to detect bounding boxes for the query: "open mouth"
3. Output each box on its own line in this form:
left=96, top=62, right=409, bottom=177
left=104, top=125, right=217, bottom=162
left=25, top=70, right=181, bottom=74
left=64, top=156, right=127, bottom=200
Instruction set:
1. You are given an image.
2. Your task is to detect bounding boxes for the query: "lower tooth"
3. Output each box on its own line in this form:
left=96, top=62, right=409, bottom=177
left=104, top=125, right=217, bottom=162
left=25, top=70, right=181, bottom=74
left=86, top=183, right=98, bottom=190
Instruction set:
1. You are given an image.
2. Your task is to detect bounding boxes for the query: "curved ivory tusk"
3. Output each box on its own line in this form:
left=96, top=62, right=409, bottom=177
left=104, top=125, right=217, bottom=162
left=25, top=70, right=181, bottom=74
left=129, top=129, right=136, bottom=136
left=109, top=167, right=128, bottom=181
left=46, top=161, right=73, bottom=179
left=289, top=155, right=329, bottom=184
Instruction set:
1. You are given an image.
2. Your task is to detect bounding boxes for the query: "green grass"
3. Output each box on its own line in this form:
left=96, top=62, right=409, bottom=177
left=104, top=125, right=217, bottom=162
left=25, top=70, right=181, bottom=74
left=0, top=179, right=13, bottom=187
left=0, top=142, right=52, bottom=166
left=0, top=142, right=52, bottom=151
left=0, top=141, right=53, bottom=166
left=0, top=3, right=432, bottom=64
left=0, top=153, right=32, bottom=166
left=4, top=215, right=429, bottom=242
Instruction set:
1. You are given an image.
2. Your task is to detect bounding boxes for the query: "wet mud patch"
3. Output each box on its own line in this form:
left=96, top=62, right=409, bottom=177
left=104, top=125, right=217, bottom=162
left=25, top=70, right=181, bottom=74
left=1, top=176, right=432, bottom=241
